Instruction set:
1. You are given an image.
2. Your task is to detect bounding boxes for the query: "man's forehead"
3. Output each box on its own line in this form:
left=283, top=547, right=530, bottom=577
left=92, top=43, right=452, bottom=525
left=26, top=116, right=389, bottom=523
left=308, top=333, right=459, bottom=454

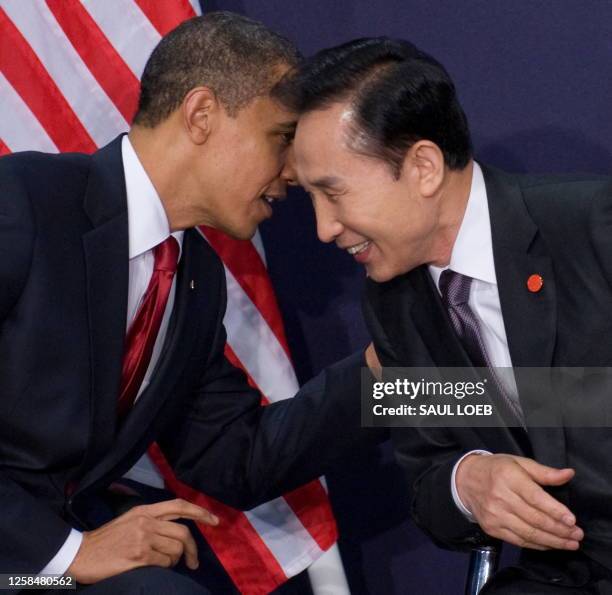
left=244, top=94, right=296, bottom=128
left=296, top=103, right=353, bottom=147
left=295, top=104, right=353, bottom=169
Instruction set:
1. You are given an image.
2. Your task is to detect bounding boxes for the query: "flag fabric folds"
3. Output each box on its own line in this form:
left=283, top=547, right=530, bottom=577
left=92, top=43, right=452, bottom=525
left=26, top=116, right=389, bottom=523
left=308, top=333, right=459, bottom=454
left=0, top=1, right=341, bottom=592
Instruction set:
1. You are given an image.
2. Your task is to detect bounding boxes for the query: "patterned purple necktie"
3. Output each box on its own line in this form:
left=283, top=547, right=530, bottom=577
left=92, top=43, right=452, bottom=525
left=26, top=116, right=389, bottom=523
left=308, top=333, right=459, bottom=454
left=439, top=269, right=525, bottom=426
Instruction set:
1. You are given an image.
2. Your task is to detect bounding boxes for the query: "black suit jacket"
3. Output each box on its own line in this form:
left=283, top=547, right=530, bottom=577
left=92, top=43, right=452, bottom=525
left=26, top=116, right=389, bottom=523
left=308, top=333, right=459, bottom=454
left=363, top=164, right=612, bottom=569
left=0, top=137, right=378, bottom=574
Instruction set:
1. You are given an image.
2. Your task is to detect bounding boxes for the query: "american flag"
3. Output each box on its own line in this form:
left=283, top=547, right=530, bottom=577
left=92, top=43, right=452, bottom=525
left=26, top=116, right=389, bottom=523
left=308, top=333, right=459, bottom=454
left=0, top=1, right=348, bottom=593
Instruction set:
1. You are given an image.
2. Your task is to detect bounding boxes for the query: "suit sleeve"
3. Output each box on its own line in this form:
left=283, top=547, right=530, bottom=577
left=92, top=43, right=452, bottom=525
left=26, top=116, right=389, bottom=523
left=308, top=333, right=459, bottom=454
left=157, top=298, right=386, bottom=509
left=0, top=157, right=78, bottom=573
left=391, top=428, right=492, bottom=551
left=0, top=473, right=75, bottom=573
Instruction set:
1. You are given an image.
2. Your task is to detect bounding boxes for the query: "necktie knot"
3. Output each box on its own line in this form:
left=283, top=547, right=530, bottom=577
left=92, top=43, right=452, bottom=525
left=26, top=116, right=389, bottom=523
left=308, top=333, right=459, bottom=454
left=154, top=236, right=180, bottom=272
left=439, top=269, right=472, bottom=307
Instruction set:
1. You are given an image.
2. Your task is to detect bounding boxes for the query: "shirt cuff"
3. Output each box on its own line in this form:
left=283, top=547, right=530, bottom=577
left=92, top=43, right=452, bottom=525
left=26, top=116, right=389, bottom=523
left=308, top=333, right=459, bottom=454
left=450, top=450, right=493, bottom=522
left=39, top=529, right=83, bottom=576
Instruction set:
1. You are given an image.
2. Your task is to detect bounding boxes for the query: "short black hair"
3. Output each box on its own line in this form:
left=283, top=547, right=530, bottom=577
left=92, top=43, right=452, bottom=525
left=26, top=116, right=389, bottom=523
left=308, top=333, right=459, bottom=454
left=134, top=11, right=300, bottom=127
left=275, top=37, right=472, bottom=175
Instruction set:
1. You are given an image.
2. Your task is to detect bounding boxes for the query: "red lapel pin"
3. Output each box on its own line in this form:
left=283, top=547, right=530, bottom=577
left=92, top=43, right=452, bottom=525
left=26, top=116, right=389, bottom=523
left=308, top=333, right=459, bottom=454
left=527, top=274, right=543, bottom=293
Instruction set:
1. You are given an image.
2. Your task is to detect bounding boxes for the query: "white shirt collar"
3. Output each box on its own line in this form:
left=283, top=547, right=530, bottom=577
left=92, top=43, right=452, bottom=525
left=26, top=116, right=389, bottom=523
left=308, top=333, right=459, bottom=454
left=121, top=135, right=183, bottom=259
left=429, top=161, right=497, bottom=288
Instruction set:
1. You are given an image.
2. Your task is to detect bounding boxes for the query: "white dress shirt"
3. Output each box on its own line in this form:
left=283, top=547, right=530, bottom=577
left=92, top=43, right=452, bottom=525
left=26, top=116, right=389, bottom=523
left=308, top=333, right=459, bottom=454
left=41, top=136, right=183, bottom=575
left=428, top=162, right=516, bottom=521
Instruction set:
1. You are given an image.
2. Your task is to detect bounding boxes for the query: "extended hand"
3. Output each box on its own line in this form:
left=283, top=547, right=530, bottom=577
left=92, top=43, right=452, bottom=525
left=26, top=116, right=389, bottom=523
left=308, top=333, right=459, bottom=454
left=68, top=498, right=219, bottom=584
left=455, top=454, right=583, bottom=550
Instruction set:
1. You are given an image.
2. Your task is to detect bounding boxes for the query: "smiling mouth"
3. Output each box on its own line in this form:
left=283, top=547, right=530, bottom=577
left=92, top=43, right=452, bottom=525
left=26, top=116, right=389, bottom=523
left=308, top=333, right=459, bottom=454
left=346, top=240, right=371, bottom=255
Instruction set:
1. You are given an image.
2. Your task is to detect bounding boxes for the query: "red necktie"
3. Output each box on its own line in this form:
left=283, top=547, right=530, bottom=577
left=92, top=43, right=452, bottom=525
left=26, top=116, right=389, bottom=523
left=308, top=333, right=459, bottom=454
left=117, top=236, right=180, bottom=419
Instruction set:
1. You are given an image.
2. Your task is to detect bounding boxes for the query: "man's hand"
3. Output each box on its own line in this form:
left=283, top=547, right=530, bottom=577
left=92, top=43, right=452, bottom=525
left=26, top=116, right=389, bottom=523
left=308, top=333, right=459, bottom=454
left=365, top=343, right=382, bottom=380
left=68, top=499, right=219, bottom=584
left=455, top=454, right=583, bottom=551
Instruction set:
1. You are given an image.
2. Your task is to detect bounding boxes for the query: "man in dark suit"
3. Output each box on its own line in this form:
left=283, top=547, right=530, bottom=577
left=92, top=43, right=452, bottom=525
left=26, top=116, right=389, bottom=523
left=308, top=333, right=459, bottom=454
left=0, top=14, right=382, bottom=593
left=283, top=37, right=612, bottom=593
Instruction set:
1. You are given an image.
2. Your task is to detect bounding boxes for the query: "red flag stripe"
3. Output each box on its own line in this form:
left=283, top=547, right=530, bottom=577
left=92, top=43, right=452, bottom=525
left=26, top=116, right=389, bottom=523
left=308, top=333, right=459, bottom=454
left=0, top=8, right=96, bottom=154
left=224, top=343, right=338, bottom=550
left=201, top=226, right=293, bottom=362
left=0, top=139, right=10, bottom=157
left=148, top=443, right=286, bottom=595
left=45, top=0, right=140, bottom=124
left=282, top=483, right=338, bottom=551
left=135, top=0, right=197, bottom=36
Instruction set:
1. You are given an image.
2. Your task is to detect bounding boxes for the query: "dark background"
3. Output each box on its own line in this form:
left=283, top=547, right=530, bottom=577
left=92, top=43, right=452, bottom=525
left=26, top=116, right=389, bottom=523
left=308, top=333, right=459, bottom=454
left=208, top=1, right=612, bottom=593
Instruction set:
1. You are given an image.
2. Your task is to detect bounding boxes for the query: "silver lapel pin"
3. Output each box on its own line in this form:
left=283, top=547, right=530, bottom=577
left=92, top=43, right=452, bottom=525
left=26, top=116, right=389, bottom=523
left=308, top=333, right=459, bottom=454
left=190, top=280, right=195, bottom=290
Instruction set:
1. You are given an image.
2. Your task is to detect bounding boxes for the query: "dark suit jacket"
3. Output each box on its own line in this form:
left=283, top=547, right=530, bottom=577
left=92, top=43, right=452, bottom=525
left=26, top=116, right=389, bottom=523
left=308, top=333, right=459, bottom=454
left=0, top=136, right=378, bottom=574
left=363, top=164, right=612, bottom=571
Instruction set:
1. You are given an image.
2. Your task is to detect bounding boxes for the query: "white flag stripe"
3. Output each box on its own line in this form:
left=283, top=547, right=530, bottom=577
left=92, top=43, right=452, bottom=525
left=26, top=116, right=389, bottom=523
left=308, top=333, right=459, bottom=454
left=0, top=73, right=58, bottom=153
left=223, top=265, right=300, bottom=400
left=187, top=0, right=201, bottom=16
left=245, top=499, right=322, bottom=576
left=308, top=545, right=351, bottom=594
left=196, top=227, right=298, bottom=399
left=2, top=0, right=128, bottom=146
left=82, top=0, right=161, bottom=80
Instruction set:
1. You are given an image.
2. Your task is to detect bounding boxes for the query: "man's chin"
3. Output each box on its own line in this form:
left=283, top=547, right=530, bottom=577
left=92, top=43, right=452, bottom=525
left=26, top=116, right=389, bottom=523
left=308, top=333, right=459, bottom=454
left=225, top=224, right=258, bottom=241
left=203, top=218, right=258, bottom=241
left=237, top=223, right=259, bottom=240
left=365, top=264, right=396, bottom=283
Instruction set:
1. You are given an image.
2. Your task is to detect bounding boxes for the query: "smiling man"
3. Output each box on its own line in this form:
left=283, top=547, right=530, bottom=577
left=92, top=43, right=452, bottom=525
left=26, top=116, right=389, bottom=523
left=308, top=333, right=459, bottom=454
left=293, top=96, right=472, bottom=283
left=0, top=14, right=382, bottom=594
left=281, top=37, right=612, bottom=593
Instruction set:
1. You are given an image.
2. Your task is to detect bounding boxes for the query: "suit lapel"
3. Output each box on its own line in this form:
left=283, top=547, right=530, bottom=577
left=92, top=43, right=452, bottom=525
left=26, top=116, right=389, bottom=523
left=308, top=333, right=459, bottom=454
left=484, top=165, right=557, bottom=369
left=118, top=228, right=215, bottom=433
left=77, top=137, right=129, bottom=477
left=483, top=165, right=566, bottom=468
left=76, top=229, right=224, bottom=496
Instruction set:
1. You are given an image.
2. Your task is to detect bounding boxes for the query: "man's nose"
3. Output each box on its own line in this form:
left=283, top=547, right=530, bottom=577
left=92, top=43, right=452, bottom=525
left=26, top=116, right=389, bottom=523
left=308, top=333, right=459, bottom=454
left=280, top=147, right=298, bottom=186
left=313, top=199, right=344, bottom=244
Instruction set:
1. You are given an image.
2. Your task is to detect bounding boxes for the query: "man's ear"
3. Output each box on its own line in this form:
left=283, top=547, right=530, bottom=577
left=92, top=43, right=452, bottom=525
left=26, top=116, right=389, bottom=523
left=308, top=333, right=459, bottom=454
left=182, top=87, right=218, bottom=145
left=402, top=140, right=445, bottom=197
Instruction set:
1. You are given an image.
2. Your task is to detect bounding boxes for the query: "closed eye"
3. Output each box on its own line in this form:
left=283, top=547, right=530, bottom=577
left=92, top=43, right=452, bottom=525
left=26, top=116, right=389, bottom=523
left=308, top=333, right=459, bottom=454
left=306, top=189, right=342, bottom=204
left=323, top=190, right=344, bottom=203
